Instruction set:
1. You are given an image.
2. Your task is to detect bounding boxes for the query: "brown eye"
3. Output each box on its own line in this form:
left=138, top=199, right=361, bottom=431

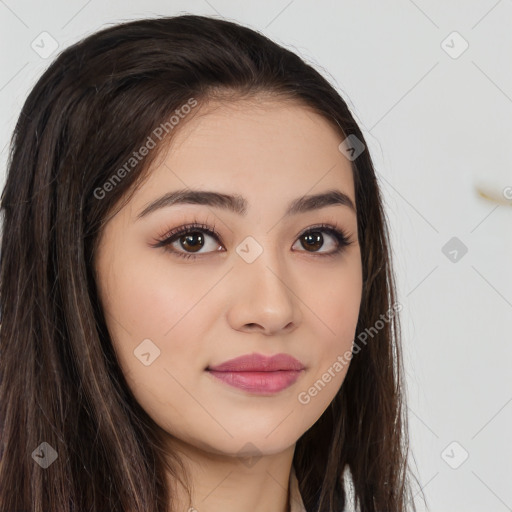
left=301, top=231, right=324, bottom=252
left=152, top=222, right=224, bottom=259
left=179, top=232, right=205, bottom=253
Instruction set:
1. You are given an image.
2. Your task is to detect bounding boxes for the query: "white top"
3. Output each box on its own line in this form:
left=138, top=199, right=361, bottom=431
left=288, top=464, right=358, bottom=512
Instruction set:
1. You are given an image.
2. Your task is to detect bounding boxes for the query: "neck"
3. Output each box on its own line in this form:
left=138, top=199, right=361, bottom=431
left=163, top=437, right=296, bottom=512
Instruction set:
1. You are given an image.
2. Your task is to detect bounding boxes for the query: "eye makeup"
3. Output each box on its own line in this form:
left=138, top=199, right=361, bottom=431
left=149, top=217, right=353, bottom=260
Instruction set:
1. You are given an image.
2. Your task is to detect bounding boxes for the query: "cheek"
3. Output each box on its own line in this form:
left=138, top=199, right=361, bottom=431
left=307, top=256, right=362, bottom=342
left=296, top=260, right=362, bottom=410
left=101, top=244, right=215, bottom=341
left=97, top=242, right=227, bottom=398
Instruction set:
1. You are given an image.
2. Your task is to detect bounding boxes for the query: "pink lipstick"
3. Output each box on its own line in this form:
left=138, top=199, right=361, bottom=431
left=206, top=352, right=305, bottom=394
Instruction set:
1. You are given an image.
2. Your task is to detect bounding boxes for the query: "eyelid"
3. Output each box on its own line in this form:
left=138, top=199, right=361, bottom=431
left=152, top=220, right=221, bottom=248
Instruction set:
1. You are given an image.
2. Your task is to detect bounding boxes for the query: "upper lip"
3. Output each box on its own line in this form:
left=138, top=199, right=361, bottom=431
left=207, top=352, right=305, bottom=372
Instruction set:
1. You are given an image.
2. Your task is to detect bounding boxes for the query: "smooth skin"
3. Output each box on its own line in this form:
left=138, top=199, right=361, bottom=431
left=94, top=96, right=363, bottom=512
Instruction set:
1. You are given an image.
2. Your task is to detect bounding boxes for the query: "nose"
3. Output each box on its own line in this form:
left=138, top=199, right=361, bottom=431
left=225, top=247, right=302, bottom=336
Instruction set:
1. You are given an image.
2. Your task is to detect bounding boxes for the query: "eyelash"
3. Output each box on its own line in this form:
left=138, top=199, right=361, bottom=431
left=150, top=218, right=353, bottom=260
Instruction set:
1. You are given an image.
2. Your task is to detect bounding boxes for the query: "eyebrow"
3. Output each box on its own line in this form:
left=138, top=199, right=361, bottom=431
left=136, top=188, right=356, bottom=220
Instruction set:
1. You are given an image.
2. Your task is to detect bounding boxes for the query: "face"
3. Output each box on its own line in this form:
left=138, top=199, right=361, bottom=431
left=94, top=98, right=363, bottom=459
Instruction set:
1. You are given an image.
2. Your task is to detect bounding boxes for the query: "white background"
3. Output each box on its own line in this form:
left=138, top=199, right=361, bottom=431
left=1, top=1, right=511, bottom=511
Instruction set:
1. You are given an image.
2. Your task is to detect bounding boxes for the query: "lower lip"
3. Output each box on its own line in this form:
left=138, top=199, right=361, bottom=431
left=206, top=370, right=303, bottom=394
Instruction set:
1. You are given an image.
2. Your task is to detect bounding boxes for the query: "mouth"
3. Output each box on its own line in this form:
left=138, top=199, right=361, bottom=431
left=206, top=352, right=305, bottom=394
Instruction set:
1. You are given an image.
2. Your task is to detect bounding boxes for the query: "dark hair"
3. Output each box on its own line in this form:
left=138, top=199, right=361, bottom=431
left=0, top=14, right=423, bottom=512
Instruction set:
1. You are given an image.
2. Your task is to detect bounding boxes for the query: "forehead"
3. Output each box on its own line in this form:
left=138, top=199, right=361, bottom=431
left=130, top=97, right=356, bottom=218
left=167, top=97, right=346, bottom=165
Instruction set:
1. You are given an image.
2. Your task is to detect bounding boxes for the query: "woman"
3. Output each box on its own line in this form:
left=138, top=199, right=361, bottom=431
left=0, top=14, right=422, bottom=512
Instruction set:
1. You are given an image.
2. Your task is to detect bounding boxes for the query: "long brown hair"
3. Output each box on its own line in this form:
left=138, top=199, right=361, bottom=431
left=0, top=14, right=422, bottom=512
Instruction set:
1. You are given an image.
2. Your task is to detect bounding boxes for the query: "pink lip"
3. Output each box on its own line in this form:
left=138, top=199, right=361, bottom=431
left=206, top=353, right=305, bottom=394
left=207, top=352, right=305, bottom=372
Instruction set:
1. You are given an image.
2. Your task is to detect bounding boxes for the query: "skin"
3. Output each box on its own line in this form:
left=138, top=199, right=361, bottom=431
left=94, top=97, right=363, bottom=512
